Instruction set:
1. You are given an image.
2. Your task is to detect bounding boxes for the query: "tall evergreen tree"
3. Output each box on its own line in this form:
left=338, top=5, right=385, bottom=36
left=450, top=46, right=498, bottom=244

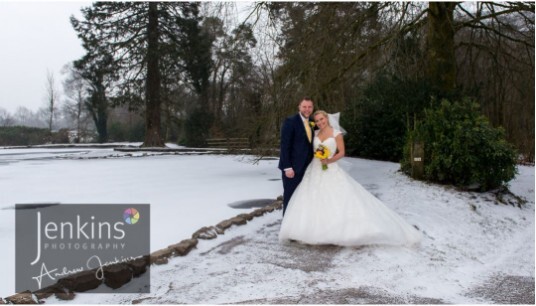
left=71, top=2, right=209, bottom=147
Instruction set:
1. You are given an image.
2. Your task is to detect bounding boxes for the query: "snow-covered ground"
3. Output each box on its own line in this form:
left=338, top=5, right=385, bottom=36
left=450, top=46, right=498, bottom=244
left=0, top=145, right=533, bottom=303
left=0, top=145, right=281, bottom=298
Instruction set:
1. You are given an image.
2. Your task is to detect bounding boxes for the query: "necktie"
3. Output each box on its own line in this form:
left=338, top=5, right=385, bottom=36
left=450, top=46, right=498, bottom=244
left=304, top=119, right=312, bottom=143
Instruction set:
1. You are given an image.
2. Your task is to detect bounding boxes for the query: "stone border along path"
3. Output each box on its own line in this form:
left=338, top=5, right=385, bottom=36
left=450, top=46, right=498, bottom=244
left=0, top=198, right=284, bottom=304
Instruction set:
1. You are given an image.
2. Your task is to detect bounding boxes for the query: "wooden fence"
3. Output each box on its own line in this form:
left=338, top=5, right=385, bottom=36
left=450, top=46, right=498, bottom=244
left=206, top=138, right=250, bottom=149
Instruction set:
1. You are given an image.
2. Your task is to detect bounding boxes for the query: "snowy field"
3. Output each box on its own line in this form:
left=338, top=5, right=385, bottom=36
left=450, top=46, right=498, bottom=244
left=0, top=145, right=281, bottom=298
left=0, top=145, right=534, bottom=303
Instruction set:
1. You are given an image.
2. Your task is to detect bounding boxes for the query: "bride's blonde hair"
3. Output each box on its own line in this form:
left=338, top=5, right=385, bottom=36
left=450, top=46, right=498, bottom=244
left=313, top=110, right=330, bottom=126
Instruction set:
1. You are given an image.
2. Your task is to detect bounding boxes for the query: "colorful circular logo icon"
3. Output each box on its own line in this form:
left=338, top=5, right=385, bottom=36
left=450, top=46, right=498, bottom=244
left=123, top=208, right=140, bottom=225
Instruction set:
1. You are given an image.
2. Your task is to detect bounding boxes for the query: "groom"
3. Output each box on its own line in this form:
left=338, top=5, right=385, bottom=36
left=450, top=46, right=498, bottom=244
left=279, top=97, right=314, bottom=215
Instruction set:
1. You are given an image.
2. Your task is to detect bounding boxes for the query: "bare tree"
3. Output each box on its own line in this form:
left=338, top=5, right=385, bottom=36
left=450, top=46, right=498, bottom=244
left=13, top=106, right=43, bottom=128
left=253, top=1, right=534, bottom=160
left=455, top=3, right=535, bottom=162
left=62, top=64, right=90, bottom=143
left=0, top=107, right=14, bottom=127
left=44, top=69, right=59, bottom=132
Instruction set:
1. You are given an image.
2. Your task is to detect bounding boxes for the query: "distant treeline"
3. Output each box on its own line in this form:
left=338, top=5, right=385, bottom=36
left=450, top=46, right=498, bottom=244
left=0, top=126, right=69, bottom=146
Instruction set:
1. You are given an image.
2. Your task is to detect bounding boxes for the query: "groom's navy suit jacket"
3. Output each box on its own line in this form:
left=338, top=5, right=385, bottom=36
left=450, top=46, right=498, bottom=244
left=278, top=113, right=314, bottom=175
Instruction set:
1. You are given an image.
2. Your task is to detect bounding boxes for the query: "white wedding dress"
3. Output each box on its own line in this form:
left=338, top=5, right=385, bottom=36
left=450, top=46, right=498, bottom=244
left=279, top=129, right=422, bottom=247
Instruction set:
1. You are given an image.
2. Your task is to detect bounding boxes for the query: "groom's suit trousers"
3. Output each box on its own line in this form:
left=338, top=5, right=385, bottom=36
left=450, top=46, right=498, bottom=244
left=282, top=170, right=306, bottom=215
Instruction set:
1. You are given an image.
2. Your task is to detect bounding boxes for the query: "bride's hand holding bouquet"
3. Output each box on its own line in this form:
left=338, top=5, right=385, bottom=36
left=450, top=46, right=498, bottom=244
left=315, top=145, right=330, bottom=170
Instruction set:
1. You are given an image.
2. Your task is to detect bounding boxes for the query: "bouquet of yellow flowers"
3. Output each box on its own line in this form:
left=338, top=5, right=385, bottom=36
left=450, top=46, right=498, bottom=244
left=314, top=144, right=330, bottom=170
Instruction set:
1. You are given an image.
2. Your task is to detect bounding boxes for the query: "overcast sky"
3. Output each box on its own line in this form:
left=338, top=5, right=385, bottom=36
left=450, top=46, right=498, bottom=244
left=0, top=1, right=91, bottom=113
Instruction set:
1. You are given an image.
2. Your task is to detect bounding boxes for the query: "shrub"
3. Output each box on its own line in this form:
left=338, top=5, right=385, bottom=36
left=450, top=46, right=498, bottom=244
left=51, top=129, right=70, bottom=144
left=126, top=121, right=145, bottom=142
left=342, top=73, right=435, bottom=161
left=108, top=121, right=145, bottom=142
left=0, top=126, right=50, bottom=146
left=183, top=108, right=213, bottom=147
left=402, top=98, right=518, bottom=191
left=0, top=126, right=76, bottom=146
left=108, top=122, right=126, bottom=142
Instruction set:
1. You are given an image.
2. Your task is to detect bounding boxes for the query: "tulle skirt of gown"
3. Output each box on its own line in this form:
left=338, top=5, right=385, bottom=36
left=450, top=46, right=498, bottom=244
left=279, top=158, right=422, bottom=247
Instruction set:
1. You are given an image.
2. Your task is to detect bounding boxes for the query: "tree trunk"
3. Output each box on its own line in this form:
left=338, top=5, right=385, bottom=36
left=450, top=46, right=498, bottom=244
left=96, top=115, right=108, bottom=143
left=48, top=97, right=54, bottom=132
left=46, top=71, right=56, bottom=133
left=426, top=2, right=457, bottom=93
left=143, top=2, right=165, bottom=147
left=88, top=82, right=108, bottom=143
left=76, top=91, right=82, bottom=143
left=88, top=101, right=107, bottom=143
left=96, top=86, right=108, bottom=143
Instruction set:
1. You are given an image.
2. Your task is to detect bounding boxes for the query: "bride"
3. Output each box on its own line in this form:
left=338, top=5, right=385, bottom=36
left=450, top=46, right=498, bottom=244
left=279, top=110, right=422, bottom=247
